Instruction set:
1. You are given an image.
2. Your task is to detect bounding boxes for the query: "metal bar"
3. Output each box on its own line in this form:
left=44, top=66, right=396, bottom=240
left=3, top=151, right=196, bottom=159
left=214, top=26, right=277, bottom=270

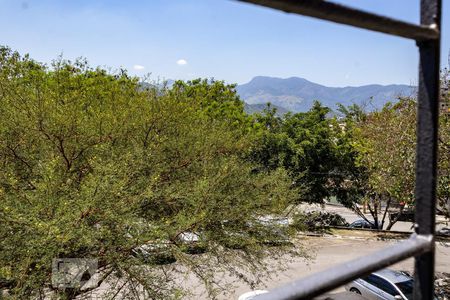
left=256, top=235, right=433, bottom=300
left=237, top=0, right=439, bottom=41
left=233, top=1, right=441, bottom=299
left=413, top=0, right=441, bottom=299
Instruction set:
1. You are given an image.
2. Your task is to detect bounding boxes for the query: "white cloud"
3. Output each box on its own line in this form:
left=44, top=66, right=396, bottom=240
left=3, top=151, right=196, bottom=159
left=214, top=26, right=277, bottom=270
left=133, top=65, right=145, bottom=70
left=176, top=59, right=187, bottom=66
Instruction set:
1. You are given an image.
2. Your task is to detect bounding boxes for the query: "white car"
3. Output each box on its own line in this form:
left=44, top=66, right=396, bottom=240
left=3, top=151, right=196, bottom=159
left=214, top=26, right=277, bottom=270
left=345, top=268, right=436, bottom=300
left=176, top=231, right=207, bottom=254
left=254, top=215, right=292, bottom=245
left=131, top=242, right=176, bottom=265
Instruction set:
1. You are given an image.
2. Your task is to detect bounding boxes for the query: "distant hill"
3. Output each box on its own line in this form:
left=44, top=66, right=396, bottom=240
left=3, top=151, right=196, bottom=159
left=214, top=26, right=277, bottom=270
left=244, top=103, right=289, bottom=116
left=237, top=76, right=416, bottom=113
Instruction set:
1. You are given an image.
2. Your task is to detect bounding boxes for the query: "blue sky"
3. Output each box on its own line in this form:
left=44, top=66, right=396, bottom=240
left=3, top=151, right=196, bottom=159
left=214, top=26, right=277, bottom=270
left=0, top=0, right=448, bottom=87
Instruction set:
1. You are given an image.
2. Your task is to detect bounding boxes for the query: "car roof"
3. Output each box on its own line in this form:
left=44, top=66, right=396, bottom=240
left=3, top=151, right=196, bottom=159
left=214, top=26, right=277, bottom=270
left=373, top=269, right=412, bottom=283
left=352, top=219, right=364, bottom=223
left=352, top=219, right=369, bottom=224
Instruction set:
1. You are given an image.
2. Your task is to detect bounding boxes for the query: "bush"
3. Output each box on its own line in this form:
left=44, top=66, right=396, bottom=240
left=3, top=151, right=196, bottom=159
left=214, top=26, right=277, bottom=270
left=291, top=211, right=349, bottom=232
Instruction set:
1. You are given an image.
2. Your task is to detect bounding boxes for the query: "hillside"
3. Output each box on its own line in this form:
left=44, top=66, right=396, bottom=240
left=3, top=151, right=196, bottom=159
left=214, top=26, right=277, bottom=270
left=237, top=76, right=415, bottom=113
left=244, top=103, right=289, bottom=116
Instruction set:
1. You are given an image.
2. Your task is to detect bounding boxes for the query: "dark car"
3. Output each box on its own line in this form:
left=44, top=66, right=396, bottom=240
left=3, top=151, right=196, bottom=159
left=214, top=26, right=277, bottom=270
left=437, top=227, right=450, bottom=236
left=349, top=219, right=381, bottom=229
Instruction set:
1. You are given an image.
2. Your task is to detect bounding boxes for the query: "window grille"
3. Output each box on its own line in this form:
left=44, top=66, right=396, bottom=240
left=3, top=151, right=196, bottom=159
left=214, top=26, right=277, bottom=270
left=237, top=1, right=441, bottom=299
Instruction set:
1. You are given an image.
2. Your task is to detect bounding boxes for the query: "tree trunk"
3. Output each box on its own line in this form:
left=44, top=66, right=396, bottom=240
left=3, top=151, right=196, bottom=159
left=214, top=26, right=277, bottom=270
left=386, top=206, right=404, bottom=230
left=380, top=196, right=392, bottom=230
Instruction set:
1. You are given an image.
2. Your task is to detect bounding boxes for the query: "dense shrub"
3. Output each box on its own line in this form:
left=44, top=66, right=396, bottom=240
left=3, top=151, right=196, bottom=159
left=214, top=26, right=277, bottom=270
left=291, top=211, right=349, bottom=232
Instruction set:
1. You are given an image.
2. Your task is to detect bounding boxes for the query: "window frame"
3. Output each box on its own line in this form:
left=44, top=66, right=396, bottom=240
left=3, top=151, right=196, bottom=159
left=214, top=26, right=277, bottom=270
left=236, top=1, right=441, bottom=299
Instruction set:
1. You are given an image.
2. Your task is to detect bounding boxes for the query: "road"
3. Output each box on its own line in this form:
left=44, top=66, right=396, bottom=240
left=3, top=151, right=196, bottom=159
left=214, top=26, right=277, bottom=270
left=299, top=203, right=449, bottom=232
left=179, top=233, right=450, bottom=299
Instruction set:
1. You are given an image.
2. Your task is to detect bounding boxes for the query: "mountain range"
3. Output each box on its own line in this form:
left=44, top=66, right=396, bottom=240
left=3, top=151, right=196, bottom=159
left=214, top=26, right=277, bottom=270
left=237, top=76, right=416, bottom=114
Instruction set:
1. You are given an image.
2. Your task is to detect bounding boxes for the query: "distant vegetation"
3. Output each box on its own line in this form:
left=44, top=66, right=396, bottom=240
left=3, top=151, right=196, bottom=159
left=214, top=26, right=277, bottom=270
left=0, top=46, right=448, bottom=299
left=244, top=102, right=289, bottom=116
left=237, top=75, right=415, bottom=113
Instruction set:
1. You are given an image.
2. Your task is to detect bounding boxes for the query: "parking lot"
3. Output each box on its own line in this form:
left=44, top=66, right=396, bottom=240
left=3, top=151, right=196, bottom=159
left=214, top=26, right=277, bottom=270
left=76, top=206, right=449, bottom=299
left=209, top=232, right=450, bottom=299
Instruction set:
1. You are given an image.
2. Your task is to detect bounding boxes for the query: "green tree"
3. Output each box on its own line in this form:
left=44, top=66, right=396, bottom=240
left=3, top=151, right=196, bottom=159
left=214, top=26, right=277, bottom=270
left=438, top=65, right=450, bottom=217
left=0, top=47, right=301, bottom=299
left=332, top=104, right=368, bottom=209
left=167, top=79, right=255, bottom=132
left=353, top=98, right=416, bottom=229
left=251, top=101, right=360, bottom=204
left=354, top=92, right=450, bottom=229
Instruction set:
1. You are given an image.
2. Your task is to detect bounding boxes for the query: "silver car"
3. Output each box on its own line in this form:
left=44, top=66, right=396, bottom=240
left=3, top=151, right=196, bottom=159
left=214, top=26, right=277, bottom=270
left=345, top=269, right=414, bottom=300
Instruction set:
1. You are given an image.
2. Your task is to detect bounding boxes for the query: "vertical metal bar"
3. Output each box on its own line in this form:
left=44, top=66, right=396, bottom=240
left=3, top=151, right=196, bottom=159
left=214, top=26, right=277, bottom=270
left=414, top=0, right=441, bottom=299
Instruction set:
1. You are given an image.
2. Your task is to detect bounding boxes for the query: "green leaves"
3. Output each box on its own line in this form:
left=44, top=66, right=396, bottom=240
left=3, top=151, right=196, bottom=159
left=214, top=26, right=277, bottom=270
left=251, top=101, right=358, bottom=204
left=355, top=98, right=417, bottom=205
left=0, top=47, right=301, bottom=299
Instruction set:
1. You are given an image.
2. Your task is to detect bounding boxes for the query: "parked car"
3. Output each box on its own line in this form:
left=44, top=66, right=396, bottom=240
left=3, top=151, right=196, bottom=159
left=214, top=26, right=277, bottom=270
left=254, top=216, right=292, bottom=246
left=437, top=227, right=450, bottom=236
left=345, top=268, right=437, bottom=300
left=217, top=216, right=292, bottom=249
left=126, top=222, right=178, bottom=265
left=176, top=231, right=207, bottom=254
left=349, top=219, right=381, bottom=230
left=131, top=242, right=176, bottom=265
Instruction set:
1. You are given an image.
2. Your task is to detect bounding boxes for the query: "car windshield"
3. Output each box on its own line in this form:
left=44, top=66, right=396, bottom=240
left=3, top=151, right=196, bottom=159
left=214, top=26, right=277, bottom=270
left=395, top=280, right=413, bottom=300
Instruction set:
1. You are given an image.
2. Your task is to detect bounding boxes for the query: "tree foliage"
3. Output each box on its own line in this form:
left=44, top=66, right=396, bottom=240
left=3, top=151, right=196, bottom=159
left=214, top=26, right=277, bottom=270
left=352, top=89, right=450, bottom=228
left=438, top=66, right=450, bottom=217
left=352, top=98, right=416, bottom=229
left=0, top=47, right=300, bottom=299
left=250, top=101, right=361, bottom=205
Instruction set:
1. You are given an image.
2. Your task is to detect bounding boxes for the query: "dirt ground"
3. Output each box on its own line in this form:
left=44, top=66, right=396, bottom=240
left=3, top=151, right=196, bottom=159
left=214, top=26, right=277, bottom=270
left=77, top=202, right=450, bottom=299
left=207, top=233, right=450, bottom=299
left=204, top=203, right=450, bottom=299
left=76, top=231, right=450, bottom=299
